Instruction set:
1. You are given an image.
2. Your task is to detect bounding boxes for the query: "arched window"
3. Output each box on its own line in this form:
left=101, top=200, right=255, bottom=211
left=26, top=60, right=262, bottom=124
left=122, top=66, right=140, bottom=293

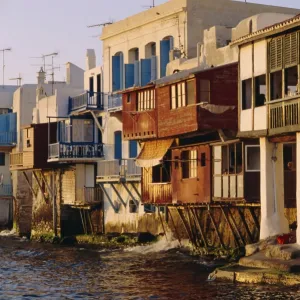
left=128, top=48, right=140, bottom=86
left=112, top=51, right=124, bottom=92
left=145, top=42, right=156, bottom=58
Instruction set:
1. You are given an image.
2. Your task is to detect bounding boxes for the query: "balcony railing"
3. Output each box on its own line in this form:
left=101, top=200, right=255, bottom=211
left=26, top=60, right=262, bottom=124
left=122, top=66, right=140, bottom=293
left=0, top=132, right=17, bottom=145
left=48, top=142, right=104, bottom=160
left=10, top=152, right=23, bottom=168
left=0, top=184, right=12, bottom=196
left=68, top=91, right=104, bottom=113
left=269, top=96, right=300, bottom=134
left=75, top=187, right=103, bottom=205
left=97, top=158, right=141, bottom=181
left=108, top=94, right=122, bottom=111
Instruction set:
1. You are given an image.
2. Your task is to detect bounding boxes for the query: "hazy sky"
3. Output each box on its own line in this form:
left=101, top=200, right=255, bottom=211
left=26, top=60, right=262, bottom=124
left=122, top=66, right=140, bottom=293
left=0, top=0, right=299, bottom=84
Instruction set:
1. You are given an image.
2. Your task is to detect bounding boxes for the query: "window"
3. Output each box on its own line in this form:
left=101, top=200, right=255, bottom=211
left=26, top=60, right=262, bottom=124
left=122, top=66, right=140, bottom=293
left=242, top=79, right=252, bottom=109
left=0, top=153, right=5, bottom=166
left=129, top=200, right=138, bottom=213
left=187, top=80, right=195, bottom=105
left=127, top=94, right=131, bottom=104
left=144, top=204, right=156, bottom=213
left=285, top=66, right=298, bottom=97
left=60, top=120, right=71, bottom=143
left=137, top=89, right=155, bottom=111
left=213, top=143, right=244, bottom=199
left=255, top=75, right=266, bottom=107
left=245, top=145, right=260, bottom=172
left=72, top=119, right=93, bottom=143
left=270, top=70, right=282, bottom=100
left=152, top=151, right=171, bottom=183
left=284, top=143, right=296, bottom=171
left=89, top=76, right=94, bottom=96
left=171, top=82, right=186, bottom=109
left=129, top=140, right=137, bottom=158
left=199, top=79, right=210, bottom=103
left=182, top=150, right=197, bottom=179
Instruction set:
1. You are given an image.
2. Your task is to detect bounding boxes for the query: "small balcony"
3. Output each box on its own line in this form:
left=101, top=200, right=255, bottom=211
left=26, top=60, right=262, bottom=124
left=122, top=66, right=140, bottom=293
left=10, top=152, right=24, bottom=170
left=63, top=187, right=103, bottom=206
left=108, top=94, right=122, bottom=112
left=48, top=142, right=104, bottom=162
left=68, top=91, right=104, bottom=114
left=269, top=96, right=300, bottom=135
left=97, top=159, right=141, bottom=182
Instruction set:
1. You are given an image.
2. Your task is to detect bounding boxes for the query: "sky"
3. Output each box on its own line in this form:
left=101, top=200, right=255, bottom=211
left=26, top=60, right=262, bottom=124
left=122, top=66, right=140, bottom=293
left=0, top=0, right=299, bottom=84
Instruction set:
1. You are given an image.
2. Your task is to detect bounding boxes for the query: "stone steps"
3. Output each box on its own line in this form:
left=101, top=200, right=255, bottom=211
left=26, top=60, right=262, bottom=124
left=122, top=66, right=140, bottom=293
left=265, top=244, right=300, bottom=260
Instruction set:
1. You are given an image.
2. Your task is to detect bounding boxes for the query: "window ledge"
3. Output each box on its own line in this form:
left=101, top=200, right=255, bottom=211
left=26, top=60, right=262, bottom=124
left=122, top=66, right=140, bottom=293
left=149, top=182, right=171, bottom=185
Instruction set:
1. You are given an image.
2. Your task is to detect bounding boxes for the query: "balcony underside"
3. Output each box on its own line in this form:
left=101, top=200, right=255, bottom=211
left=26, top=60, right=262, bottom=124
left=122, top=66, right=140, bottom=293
left=48, top=157, right=104, bottom=163
left=96, top=174, right=141, bottom=183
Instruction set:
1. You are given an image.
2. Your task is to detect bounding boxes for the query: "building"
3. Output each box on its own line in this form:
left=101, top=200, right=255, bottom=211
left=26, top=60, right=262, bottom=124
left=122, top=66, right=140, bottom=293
left=232, top=14, right=300, bottom=243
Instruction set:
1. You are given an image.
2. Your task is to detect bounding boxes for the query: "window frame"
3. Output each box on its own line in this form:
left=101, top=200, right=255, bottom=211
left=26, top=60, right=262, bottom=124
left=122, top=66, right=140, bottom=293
left=245, top=145, right=260, bottom=172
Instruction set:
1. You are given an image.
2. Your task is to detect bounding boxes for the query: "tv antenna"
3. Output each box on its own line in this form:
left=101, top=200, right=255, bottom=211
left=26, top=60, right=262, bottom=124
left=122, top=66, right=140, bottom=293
left=9, top=74, right=22, bottom=86
left=87, top=22, right=113, bottom=28
left=0, top=48, right=12, bottom=87
left=44, top=52, right=59, bottom=95
left=142, top=0, right=155, bottom=9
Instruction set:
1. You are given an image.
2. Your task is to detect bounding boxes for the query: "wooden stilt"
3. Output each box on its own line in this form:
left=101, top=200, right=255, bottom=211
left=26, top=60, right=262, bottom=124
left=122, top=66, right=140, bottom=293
left=88, top=211, right=94, bottom=235
left=158, top=209, right=168, bottom=242
left=220, top=205, right=240, bottom=248
left=191, top=207, right=208, bottom=249
left=22, top=171, right=37, bottom=198
left=237, top=207, right=253, bottom=243
left=186, top=207, right=201, bottom=248
left=249, top=207, right=260, bottom=231
left=168, top=208, right=182, bottom=247
left=176, top=207, right=194, bottom=248
left=226, top=206, right=246, bottom=246
left=32, top=171, right=48, bottom=203
left=207, top=207, right=225, bottom=248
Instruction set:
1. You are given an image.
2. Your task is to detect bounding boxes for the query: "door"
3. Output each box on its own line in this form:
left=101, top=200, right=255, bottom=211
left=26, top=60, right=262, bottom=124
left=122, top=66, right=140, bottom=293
left=114, top=131, right=122, bottom=160
left=96, top=74, right=101, bottom=106
left=89, top=76, right=94, bottom=96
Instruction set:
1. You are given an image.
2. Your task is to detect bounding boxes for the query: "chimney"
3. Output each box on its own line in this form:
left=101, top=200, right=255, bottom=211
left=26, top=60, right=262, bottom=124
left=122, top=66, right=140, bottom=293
left=86, top=49, right=96, bottom=70
left=37, top=67, right=46, bottom=85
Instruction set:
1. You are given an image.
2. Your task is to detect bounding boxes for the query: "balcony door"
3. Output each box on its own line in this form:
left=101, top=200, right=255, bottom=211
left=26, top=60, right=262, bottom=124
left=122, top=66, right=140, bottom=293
left=114, top=131, right=122, bottom=160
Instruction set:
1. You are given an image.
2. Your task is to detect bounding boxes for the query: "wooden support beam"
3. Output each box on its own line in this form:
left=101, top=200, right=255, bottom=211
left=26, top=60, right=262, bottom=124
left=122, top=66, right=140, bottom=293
left=176, top=207, right=194, bottom=248
left=32, top=171, right=48, bottom=203
left=158, top=210, right=168, bottom=242
left=121, top=182, right=139, bottom=207
left=99, top=183, right=119, bottom=213
left=220, top=205, right=241, bottom=248
left=249, top=207, right=260, bottom=232
left=90, top=111, right=104, bottom=135
left=79, top=209, right=87, bottom=235
left=129, top=182, right=141, bottom=200
left=22, top=171, right=37, bottom=198
left=190, top=207, right=208, bottom=249
left=40, top=171, right=54, bottom=199
left=237, top=207, right=254, bottom=244
left=168, top=208, right=182, bottom=247
left=186, top=207, right=202, bottom=248
left=207, top=208, right=225, bottom=248
left=226, top=206, right=246, bottom=246
left=110, top=183, right=126, bottom=208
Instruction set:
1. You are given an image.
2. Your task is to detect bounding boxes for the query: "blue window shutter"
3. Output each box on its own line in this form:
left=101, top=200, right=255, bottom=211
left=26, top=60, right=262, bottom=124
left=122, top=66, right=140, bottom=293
left=134, top=60, right=140, bottom=86
left=160, top=39, right=171, bottom=78
left=129, top=140, right=137, bottom=158
left=112, top=55, right=121, bottom=91
left=169, top=36, right=174, bottom=50
left=151, top=56, right=157, bottom=81
left=141, top=59, right=151, bottom=86
left=114, top=131, right=122, bottom=160
left=9, top=113, right=16, bottom=132
left=125, top=64, right=134, bottom=88
left=120, top=53, right=124, bottom=90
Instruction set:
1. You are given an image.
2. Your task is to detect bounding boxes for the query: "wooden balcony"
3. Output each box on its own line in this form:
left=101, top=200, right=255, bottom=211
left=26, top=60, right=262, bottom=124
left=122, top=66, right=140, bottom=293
left=63, top=187, right=103, bottom=206
left=10, top=152, right=24, bottom=170
left=68, top=91, right=104, bottom=114
left=143, top=183, right=172, bottom=205
left=48, top=142, right=104, bottom=162
left=96, top=159, right=141, bottom=182
left=269, top=96, right=300, bottom=135
left=108, top=94, right=122, bottom=112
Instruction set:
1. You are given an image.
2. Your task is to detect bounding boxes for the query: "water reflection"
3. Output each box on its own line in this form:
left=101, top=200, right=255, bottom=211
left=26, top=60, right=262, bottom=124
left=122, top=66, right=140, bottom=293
left=0, top=237, right=299, bottom=299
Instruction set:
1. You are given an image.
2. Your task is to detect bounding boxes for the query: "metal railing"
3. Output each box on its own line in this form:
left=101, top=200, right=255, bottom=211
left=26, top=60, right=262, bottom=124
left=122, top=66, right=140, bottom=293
left=108, top=94, right=122, bottom=110
left=269, top=97, right=300, bottom=130
left=68, top=91, right=104, bottom=113
left=76, top=187, right=103, bottom=205
left=0, top=132, right=17, bottom=145
left=48, top=143, right=104, bottom=160
left=10, top=152, right=23, bottom=167
left=97, top=158, right=141, bottom=181
left=0, top=184, right=12, bottom=196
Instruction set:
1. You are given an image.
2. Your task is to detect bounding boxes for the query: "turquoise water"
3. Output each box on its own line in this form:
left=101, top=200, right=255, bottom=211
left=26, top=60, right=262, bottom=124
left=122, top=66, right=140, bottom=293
left=0, top=237, right=299, bottom=299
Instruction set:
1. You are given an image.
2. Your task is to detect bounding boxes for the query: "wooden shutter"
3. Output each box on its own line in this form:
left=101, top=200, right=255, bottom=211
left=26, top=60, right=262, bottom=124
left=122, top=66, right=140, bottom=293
left=269, top=37, right=283, bottom=71
left=284, top=32, right=297, bottom=67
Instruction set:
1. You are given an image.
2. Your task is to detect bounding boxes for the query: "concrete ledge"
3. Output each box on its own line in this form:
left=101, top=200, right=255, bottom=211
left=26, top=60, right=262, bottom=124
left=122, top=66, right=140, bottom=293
left=212, top=264, right=300, bottom=286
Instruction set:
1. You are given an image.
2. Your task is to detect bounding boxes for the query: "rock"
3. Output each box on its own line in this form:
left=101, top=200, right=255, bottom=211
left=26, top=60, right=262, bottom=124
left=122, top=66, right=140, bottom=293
left=60, top=236, right=77, bottom=246
left=245, top=243, right=259, bottom=256
left=137, top=232, right=156, bottom=243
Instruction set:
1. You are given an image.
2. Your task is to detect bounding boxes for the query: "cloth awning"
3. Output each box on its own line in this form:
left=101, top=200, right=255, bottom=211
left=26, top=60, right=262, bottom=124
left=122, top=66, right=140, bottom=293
left=136, top=139, right=173, bottom=168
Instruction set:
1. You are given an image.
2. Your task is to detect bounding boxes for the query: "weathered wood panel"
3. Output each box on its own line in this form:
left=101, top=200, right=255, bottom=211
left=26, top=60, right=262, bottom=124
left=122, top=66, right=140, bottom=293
left=61, top=169, right=76, bottom=205
left=23, top=152, right=34, bottom=168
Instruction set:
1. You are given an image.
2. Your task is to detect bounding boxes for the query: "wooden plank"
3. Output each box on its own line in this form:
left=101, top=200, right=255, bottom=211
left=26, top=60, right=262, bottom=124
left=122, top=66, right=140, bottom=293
left=110, top=183, right=126, bottom=208
left=207, top=208, right=225, bottom=248
left=269, top=135, right=296, bottom=143
left=90, top=111, right=104, bottom=135
left=186, top=207, right=201, bottom=248
left=248, top=207, right=260, bottom=232
left=190, top=207, right=208, bottom=248
left=226, top=206, right=246, bottom=246
left=40, top=171, right=54, bottom=199
left=22, top=171, right=37, bottom=198
left=99, top=183, right=118, bottom=213
left=168, top=208, right=182, bottom=246
left=158, top=210, right=168, bottom=242
left=32, top=171, right=48, bottom=203
left=176, top=207, right=195, bottom=248
left=129, top=182, right=141, bottom=200
left=237, top=207, right=254, bottom=243
left=121, top=182, right=139, bottom=207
